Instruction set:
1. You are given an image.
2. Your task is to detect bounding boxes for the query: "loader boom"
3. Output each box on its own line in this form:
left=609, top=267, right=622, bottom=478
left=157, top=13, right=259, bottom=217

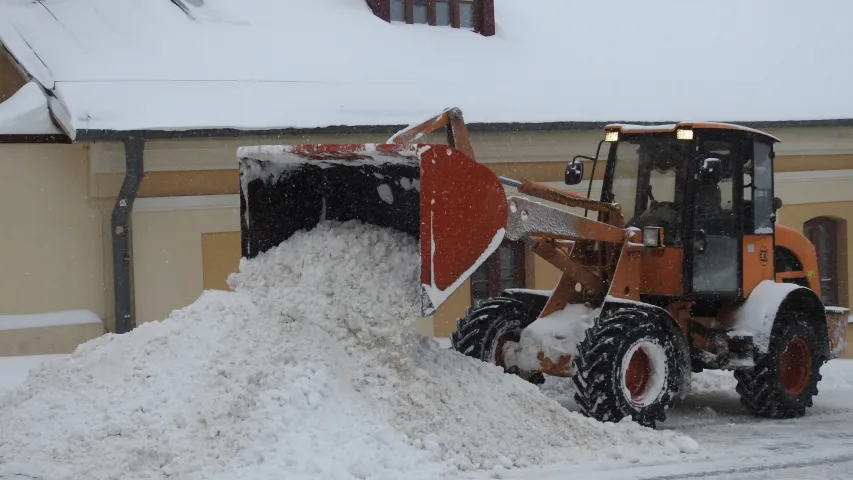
left=387, top=107, right=477, bottom=162
left=391, top=108, right=625, bottom=227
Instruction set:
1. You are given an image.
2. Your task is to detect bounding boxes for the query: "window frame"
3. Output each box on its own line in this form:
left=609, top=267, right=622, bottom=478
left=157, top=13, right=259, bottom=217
left=392, top=0, right=477, bottom=29
left=470, top=240, right=527, bottom=307
left=750, top=140, right=775, bottom=234
left=804, top=216, right=840, bottom=306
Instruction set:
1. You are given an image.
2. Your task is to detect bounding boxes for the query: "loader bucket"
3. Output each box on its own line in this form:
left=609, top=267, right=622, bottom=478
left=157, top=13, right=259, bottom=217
left=237, top=143, right=508, bottom=315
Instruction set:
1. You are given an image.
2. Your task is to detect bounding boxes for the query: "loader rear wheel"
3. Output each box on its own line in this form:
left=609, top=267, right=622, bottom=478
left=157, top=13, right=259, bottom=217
left=734, top=315, right=827, bottom=419
left=450, top=295, right=547, bottom=385
left=572, top=308, right=684, bottom=429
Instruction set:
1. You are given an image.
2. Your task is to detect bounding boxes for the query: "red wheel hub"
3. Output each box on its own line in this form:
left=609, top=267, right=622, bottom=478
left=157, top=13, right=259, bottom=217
left=780, top=337, right=812, bottom=396
left=625, top=348, right=651, bottom=402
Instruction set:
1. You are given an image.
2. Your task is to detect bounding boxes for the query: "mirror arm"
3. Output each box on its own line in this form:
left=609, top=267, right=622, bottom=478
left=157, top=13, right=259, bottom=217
left=583, top=139, right=606, bottom=218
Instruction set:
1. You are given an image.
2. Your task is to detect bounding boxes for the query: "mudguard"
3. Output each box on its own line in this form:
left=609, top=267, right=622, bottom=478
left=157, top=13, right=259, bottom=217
left=731, top=280, right=837, bottom=355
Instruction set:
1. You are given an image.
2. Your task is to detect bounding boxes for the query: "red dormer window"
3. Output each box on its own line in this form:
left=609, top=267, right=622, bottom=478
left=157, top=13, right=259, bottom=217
left=367, top=0, right=495, bottom=36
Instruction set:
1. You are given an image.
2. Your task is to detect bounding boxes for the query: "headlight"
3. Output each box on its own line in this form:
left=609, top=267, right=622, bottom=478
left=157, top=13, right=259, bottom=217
left=643, top=226, right=662, bottom=247
left=604, top=130, right=619, bottom=142
left=676, top=128, right=693, bottom=140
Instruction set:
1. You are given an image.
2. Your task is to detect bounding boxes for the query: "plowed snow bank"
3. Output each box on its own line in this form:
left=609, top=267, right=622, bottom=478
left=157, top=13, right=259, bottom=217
left=0, top=221, right=697, bottom=480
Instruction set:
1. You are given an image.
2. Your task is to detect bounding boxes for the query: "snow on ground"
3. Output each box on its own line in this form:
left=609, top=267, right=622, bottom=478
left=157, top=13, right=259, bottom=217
left=0, top=355, right=67, bottom=394
left=516, top=360, right=853, bottom=479
left=0, top=221, right=697, bottom=480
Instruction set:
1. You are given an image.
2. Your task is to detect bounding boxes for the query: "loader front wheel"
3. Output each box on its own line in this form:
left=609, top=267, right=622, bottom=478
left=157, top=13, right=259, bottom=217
left=450, top=295, right=547, bottom=385
left=734, top=314, right=827, bottom=419
left=572, top=308, right=684, bottom=428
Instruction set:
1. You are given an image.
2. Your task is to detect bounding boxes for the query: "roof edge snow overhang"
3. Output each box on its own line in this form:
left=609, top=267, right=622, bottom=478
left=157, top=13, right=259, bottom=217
left=73, top=118, right=853, bottom=142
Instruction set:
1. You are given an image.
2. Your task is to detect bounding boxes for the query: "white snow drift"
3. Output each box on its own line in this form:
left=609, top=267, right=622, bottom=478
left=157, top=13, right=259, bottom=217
left=0, top=220, right=698, bottom=480
left=516, top=303, right=600, bottom=372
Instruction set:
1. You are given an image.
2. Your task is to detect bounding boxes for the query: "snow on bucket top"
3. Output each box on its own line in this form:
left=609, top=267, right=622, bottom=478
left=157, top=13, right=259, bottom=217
left=0, top=221, right=698, bottom=480
left=236, top=143, right=423, bottom=185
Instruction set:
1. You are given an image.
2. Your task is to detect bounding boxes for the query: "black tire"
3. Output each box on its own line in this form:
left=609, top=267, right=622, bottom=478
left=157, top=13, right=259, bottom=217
left=734, top=314, right=827, bottom=419
left=450, top=295, right=546, bottom=384
left=572, top=308, right=685, bottom=428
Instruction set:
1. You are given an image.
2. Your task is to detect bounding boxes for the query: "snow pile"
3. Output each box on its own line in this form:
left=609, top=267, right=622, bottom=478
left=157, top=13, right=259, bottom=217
left=686, top=371, right=738, bottom=395
left=0, top=220, right=698, bottom=480
left=0, top=81, right=62, bottom=135
left=516, top=303, right=599, bottom=372
left=0, top=355, right=68, bottom=394
left=816, top=359, right=853, bottom=391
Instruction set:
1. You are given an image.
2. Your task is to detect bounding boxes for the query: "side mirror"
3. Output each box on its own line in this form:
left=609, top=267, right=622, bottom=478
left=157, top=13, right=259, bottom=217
left=773, top=197, right=783, bottom=211
left=565, top=160, right=584, bottom=185
left=699, top=157, right=723, bottom=182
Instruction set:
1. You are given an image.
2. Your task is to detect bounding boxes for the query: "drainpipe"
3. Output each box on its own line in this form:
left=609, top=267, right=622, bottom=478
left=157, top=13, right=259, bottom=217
left=112, top=134, right=145, bottom=334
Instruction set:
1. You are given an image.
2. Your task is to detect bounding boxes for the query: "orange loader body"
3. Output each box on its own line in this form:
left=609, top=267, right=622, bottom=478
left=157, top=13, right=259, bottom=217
left=237, top=108, right=847, bottom=428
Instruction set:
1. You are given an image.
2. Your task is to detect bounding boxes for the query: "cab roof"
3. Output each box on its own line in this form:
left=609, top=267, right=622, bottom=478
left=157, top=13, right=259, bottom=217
left=604, top=121, right=781, bottom=143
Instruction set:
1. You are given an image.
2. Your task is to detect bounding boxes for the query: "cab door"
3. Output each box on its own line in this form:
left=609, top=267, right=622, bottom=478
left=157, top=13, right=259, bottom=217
left=741, top=140, right=776, bottom=295
left=685, top=135, right=744, bottom=299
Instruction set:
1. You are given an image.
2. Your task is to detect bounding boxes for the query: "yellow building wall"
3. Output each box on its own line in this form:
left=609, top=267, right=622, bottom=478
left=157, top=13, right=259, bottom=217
left=201, top=232, right=241, bottom=291
left=846, top=327, right=853, bottom=358
left=130, top=203, right=239, bottom=325
left=0, top=144, right=105, bottom=319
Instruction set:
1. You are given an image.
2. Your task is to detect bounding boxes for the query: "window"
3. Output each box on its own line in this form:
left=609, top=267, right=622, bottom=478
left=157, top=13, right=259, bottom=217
left=775, top=247, right=810, bottom=288
left=395, top=0, right=473, bottom=28
left=470, top=240, right=527, bottom=307
left=390, top=0, right=405, bottom=21
left=751, top=141, right=774, bottom=234
left=774, top=247, right=803, bottom=273
left=367, top=0, right=494, bottom=35
left=690, top=138, right=739, bottom=294
left=804, top=217, right=844, bottom=306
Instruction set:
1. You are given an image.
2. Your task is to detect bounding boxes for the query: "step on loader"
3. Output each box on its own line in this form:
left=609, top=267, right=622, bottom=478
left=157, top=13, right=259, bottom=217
left=237, top=108, right=849, bottom=429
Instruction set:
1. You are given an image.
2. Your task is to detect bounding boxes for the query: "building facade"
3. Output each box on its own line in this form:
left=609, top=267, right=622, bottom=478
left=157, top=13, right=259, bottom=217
left=1, top=0, right=852, bottom=357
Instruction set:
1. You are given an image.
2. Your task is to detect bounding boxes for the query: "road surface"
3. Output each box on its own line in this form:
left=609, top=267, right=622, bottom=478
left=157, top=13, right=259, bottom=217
left=456, top=359, right=853, bottom=480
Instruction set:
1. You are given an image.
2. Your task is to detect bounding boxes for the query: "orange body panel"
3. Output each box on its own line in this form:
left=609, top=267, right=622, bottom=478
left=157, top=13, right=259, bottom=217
left=742, top=235, right=775, bottom=296
left=640, top=247, right=683, bottom=296
left=608, top=243, right=644, bottom=301
left=774, top=225, right=821, bottom=296
left=539, top=272, right=585, bottom=318
left=666, top=301, right=692, bottom=335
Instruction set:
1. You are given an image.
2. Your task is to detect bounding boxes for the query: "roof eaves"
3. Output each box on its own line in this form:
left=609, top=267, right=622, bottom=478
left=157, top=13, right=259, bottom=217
left=0, top=133, right=73, bottom=144
left=72, top=118, right=853, bottom=142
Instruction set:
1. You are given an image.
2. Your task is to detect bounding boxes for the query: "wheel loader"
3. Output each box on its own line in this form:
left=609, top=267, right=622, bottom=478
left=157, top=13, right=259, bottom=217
left=236, top=108, right=849, bottom=429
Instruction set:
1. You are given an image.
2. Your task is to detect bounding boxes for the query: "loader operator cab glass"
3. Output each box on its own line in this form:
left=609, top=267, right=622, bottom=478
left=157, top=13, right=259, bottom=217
left=608, top=134, right=688, bottom=245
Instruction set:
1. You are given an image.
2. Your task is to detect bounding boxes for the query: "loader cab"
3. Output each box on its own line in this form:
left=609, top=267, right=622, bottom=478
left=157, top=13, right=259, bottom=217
left=598, top=123, right=781, bottom=302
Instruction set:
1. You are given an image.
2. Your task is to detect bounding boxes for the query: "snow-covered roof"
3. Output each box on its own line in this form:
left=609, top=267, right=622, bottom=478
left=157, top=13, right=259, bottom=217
left=0, top=0, right=851, bottom=139
left=0, top=81, right=62, bottom=135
